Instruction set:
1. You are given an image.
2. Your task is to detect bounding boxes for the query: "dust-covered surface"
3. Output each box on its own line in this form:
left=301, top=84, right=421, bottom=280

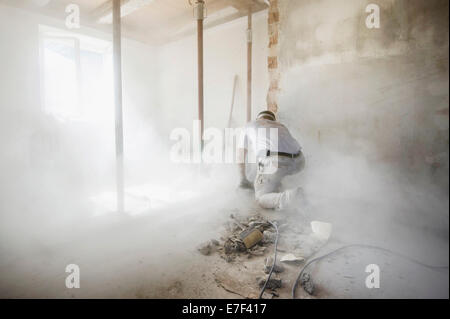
left=0, top=0, right=448, bottom=300
left=194, top=210, right=328, bottom=299
left=0, top=162, right=447, bottom=299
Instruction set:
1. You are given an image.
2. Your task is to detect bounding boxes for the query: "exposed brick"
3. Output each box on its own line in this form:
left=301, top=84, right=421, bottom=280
left=268, top=23, right=278, bottom=37
left=268, top=11, right=280, bottom=24
left=268, top=56, right=278, bottom=69
left=268, top=0, right=278, bottom=12
left=267, top=0, right=280, bottom=112
left=269, top=34, right=278, bottom=48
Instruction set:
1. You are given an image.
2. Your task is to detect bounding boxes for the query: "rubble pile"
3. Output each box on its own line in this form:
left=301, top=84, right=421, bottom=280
left=196, top=212, right=330, bottom=298
left=219, top=213, right=277, bottom=261
left=196, top=213, right=284, bottom=261
left=197, top=213, right=288, bottom=296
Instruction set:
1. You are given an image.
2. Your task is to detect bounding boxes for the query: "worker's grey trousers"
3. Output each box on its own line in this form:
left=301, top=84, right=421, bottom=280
left=254, top=154, right=305, bottom=209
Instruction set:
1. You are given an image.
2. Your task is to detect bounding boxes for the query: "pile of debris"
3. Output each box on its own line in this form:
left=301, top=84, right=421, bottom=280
left=197, top=213, right=278, bottom=262
left=197, top=213, right=287, bottom=297
left=197, top=212, right=331, bottom=298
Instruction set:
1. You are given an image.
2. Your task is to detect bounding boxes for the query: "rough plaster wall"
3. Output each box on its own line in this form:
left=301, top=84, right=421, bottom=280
left=276, top=0, right=449, bottom=189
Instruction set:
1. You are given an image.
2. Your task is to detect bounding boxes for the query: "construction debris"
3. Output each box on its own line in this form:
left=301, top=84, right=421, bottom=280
left=210, top=239, right=220, bottom=246
left=224, top=238, right=246, bottom=255
left=197, top=213, right=277, bottom=260
left=240, top=228, right=263, bottom=249
left=262, top=230, right=276, bottom=244
left=257, top=276, right=282, bottom=289
left=280, top=253, right=304, bottom=265
left=197, top=212, right=325, bottom=298
left=197, top=239, right=220, bottom=256
left=197, top=242, right=212, bottom=256
left=248, top=245, right=266, bottom=257
left=261, top=292, right=274, bottom=299
left=300, top=273, right=315, bottom=295
left=264, top=256, right=284, bottom=274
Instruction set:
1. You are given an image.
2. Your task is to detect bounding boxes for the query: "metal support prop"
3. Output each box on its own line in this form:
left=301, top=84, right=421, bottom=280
left=113, top=0, right=124, bottom=212
left=195, top=0, right=205, bottom=152
left=247, top=6, right=252, bottom=122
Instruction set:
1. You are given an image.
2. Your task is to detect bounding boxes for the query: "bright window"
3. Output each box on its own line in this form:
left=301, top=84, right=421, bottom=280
left=39, top=25, right=113, bottom=122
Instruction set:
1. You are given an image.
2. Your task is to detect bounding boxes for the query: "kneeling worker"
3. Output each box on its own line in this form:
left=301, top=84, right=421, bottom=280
left=237, top=110, right=305, bottom=210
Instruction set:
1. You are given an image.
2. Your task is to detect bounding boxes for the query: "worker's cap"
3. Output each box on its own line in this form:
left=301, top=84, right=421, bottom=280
left=257, top=110, right=276, bottom=121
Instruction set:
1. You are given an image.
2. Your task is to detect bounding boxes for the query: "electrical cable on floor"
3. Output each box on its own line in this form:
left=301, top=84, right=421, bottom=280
left=291, top=243, right=450, bottom=299
left=258, top=220, right=279, bottom=299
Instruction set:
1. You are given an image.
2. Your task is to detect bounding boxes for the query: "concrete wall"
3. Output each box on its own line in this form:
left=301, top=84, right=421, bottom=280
left=275, top=0, right=449, bottom=189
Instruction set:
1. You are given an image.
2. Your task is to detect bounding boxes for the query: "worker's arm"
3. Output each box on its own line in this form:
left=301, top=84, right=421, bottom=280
left=237, top=147, right=252, bottom=189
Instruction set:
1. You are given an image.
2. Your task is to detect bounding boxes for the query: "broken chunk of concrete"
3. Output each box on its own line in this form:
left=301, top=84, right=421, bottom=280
left=210, top=239, right=220, bottom=246
left=197, top=241, right=212, bottom=255
left=280, top=253, right=304, bottom=265
left=258, top=276, right=282, bottom=289
left=310, top=221, right=332, bottom=241
left=262, top=230, right=276, bottom=244
left=261, top=292, right=274, bottom=299
left=264, top=256, right=285, bottom=274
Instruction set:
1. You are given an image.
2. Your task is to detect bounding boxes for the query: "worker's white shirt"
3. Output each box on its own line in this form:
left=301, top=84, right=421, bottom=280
left=239, top=119, right=302, bottom=182
left=240, top=118, right=301, bottom=156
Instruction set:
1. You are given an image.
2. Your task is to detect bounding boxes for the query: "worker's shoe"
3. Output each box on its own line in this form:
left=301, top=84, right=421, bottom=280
left=277, top=187, right=304, bottom=211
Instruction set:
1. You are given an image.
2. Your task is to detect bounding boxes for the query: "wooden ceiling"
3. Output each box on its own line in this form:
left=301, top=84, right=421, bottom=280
left=1, top=0, right=268, bottom=44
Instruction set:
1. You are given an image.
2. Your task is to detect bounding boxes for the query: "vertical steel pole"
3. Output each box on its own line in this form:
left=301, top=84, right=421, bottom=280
left=113, top=0, right=124, bottom=213
left=247, top=7, right=252, bottom=122
left=195, top=0, right=205, bottom=153
left=198, top=18, right=204, bottom=151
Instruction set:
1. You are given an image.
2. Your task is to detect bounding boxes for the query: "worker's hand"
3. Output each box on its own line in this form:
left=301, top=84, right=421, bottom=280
left=239, top=179, right=253, bottom=190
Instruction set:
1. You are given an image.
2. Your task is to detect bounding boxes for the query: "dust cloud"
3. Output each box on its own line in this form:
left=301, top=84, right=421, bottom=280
left=0, top=0, right=448, bottom=299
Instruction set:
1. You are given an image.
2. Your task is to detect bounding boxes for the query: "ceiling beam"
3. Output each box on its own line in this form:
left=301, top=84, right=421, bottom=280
left=229, top=0, right=268, bottom=12
left=164, top=0, right=268, bottom=44
left=94, top=0, right=155, bottom=24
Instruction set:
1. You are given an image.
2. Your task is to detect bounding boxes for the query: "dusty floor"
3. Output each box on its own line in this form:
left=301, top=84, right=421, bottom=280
left=0, top=161, right=448, bottom=299
left=0, top=186, right=448, bottom=299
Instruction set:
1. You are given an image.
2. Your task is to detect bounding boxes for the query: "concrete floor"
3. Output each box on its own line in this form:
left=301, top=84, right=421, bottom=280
left=0, top=168, right=448, bottom=299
